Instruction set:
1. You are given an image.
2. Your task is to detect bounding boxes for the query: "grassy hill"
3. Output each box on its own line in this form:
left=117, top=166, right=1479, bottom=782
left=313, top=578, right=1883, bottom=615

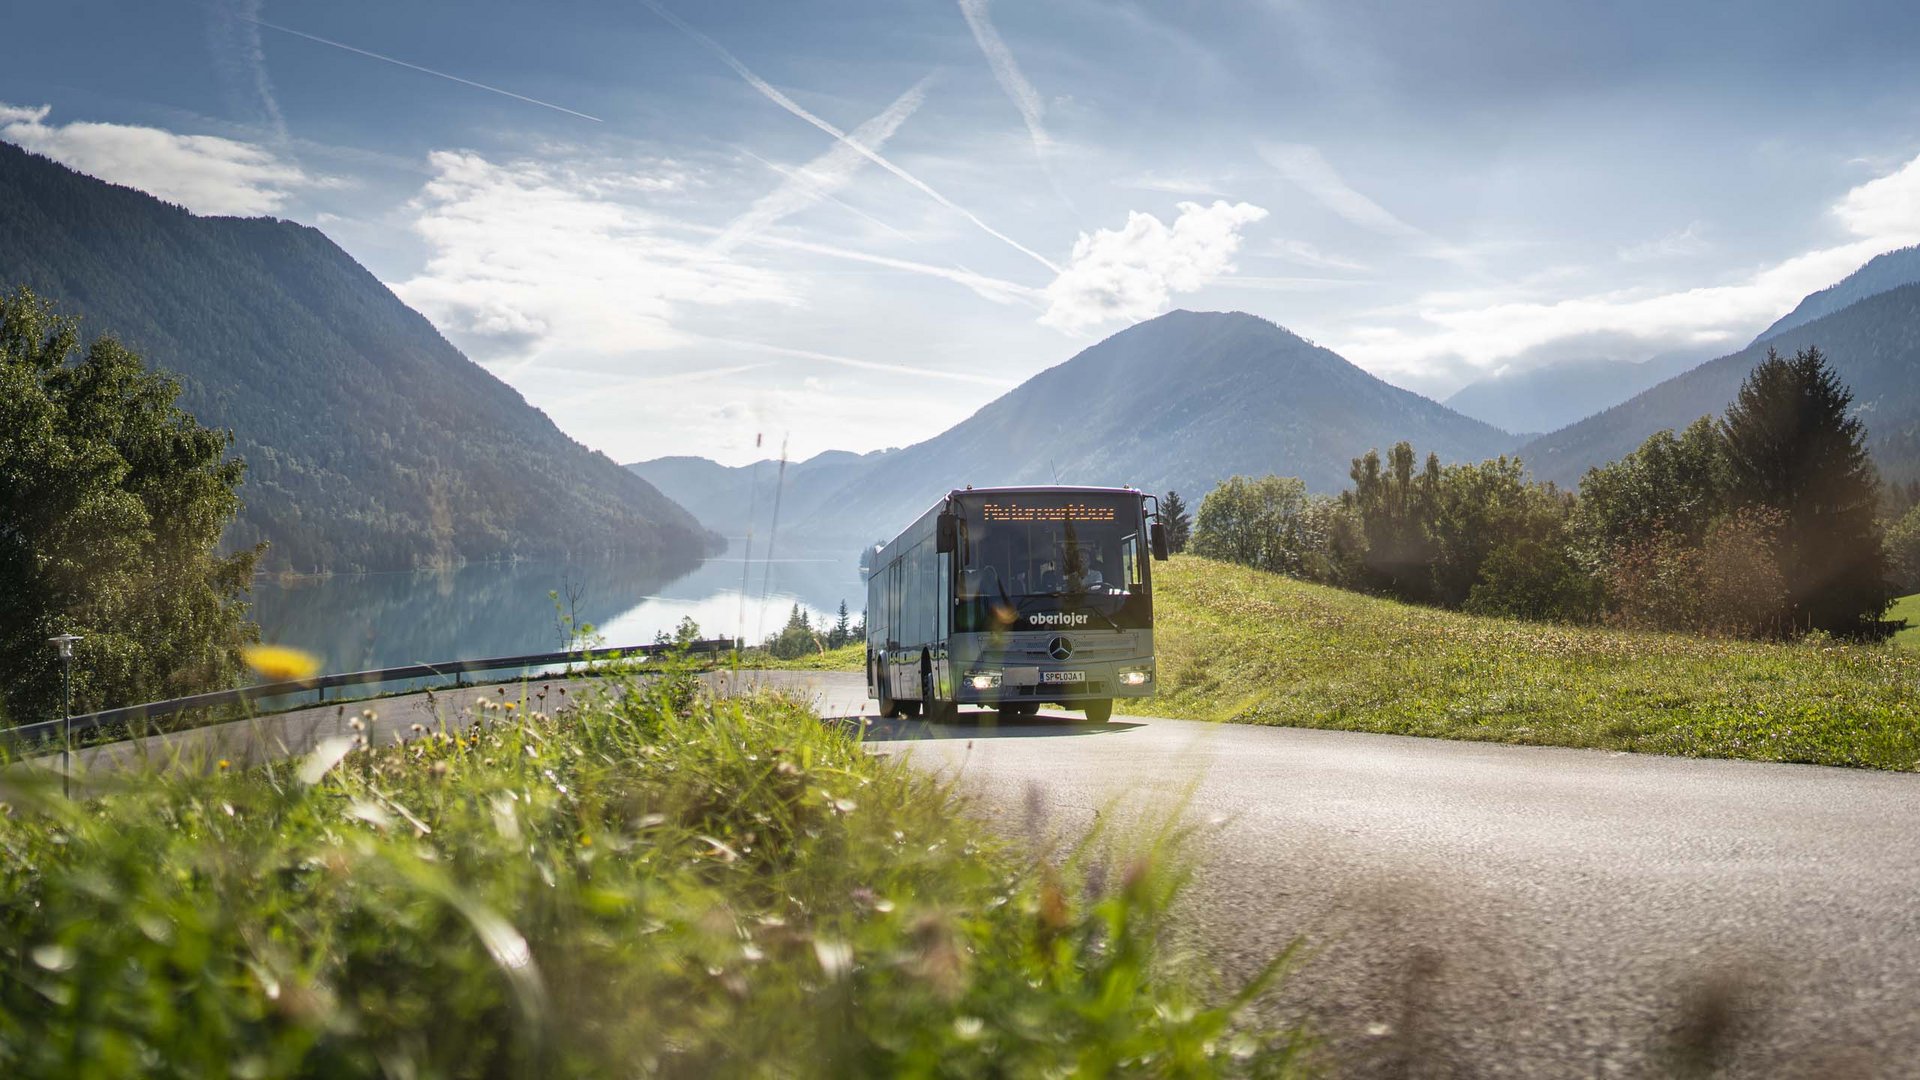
left=1150, top=557, right=1920, bottom=770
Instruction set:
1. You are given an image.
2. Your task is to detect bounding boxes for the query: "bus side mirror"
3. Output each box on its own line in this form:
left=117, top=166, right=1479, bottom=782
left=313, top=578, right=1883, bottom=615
left=1149, top=521, right=1170, bottom=561
left=936, top=512, right=958, bottom=554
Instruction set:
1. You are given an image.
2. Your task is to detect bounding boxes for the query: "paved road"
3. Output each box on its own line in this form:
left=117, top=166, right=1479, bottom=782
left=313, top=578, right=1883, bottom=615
left=796, top=673, right=1920, bottom=1080
left=18, top=669, right=1920, bottom=1076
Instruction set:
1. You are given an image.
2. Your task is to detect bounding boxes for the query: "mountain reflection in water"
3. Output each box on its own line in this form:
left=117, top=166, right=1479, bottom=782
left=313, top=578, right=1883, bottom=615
left=249, top=547, right=865, bottom=674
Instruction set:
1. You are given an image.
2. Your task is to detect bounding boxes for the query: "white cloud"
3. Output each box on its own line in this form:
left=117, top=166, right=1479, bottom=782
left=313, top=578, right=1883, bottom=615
left=1335, top=150, right=1920, bottom=387
left=1833, top=152, right=1920, bottom=239
left=1040, top=200, right=1268, bottom=332
left=0, top=102, right=317, bottom=216
left=390, top=150, right=793, bottom=361
left=714, top=76, right=929, bottom=251
left=957, top=0, right=1052, bottom=161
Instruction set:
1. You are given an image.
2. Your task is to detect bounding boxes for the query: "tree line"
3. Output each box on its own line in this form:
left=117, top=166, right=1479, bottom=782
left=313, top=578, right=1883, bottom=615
left=1169, top=346, right=1909, bottom=638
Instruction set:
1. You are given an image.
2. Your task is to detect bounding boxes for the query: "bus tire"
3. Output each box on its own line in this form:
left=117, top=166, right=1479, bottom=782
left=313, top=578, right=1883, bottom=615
left=1084, top=698, right=1113, bottom=723
left=923, top=670, right=956, bottom=723
left=875, top=664, right=898, bottom=718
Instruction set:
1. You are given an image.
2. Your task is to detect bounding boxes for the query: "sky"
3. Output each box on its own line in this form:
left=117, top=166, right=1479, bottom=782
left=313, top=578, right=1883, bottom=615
left=5, top=0, right=1920, bottom=465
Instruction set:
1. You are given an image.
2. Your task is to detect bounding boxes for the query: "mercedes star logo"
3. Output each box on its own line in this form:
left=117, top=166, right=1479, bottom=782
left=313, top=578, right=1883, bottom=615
left=1048, top=636, right=1074, bottom=661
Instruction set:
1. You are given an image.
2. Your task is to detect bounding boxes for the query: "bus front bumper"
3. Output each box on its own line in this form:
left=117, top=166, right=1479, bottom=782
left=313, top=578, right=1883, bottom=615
left=951, top=662, right=1156, bottom=704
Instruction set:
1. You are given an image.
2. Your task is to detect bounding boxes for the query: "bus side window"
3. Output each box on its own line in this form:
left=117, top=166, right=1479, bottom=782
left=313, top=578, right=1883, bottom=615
left=1123, top=534, right=1141, bottom=587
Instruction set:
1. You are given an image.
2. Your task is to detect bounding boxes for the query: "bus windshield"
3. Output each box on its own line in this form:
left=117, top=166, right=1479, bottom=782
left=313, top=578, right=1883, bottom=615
left=953, top=492, right=1151, bottom=631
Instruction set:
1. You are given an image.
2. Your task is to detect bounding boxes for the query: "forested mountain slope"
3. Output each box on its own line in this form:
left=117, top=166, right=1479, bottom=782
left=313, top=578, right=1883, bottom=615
left=0, top=141, right=718, bottom=572
left=1521, top=283, right=1920, bottom=486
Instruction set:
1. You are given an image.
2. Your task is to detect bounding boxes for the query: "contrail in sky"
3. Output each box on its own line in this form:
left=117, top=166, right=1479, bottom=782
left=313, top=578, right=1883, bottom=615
left=716, top=75, right=932, bottom=251
left=957, top=0, right=1051, bottom=161
left=245, top=17, right=603, bottom=122
left=639, top=0, right=1059, bottom=273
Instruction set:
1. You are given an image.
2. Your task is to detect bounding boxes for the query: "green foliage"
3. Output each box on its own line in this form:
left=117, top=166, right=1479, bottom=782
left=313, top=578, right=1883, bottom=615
left=1602, top=510, right=1788, bottom=637
left=1720, top=346, right=1892, bottom=632
left=1341, top=443, right=1442, bottom=601
left=1888, top=504, right=1920, bottom=594
left=1571, top=417, right=1729, bottom=566
left=1151, top=555, right=1920, bottom=771
left=0, top=143, right=717, bottom=573
left=0, top=684, right=1306, bottom=1077
left=1190, top=475, right=1325, bottom=576
left=0, top=288, right=258, bottom=721
left=762, top=604, right=821, bottom=660
left=1161, top=490, right=1193, bottom=553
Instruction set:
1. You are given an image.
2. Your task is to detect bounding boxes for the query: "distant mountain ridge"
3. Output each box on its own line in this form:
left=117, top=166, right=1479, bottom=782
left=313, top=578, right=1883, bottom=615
left=1520, top=282, right=1920, bottom=487
left=0, top=141, right=720, bottom=573
left=1753, top=244, right=1920, bottom=344
left=1443, top=350, right=1709, bottom=435
left=635, top=310, right=1514, bottom=546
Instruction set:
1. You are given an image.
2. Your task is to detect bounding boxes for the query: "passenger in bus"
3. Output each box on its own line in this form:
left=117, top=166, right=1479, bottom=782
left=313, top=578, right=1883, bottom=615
left=1035, top=558, right=1063, bottom=593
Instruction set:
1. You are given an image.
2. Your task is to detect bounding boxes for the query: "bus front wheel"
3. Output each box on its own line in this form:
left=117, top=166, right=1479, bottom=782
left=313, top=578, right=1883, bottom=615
left=1084, top=698, right=1113, bottom=723
left=876, top=666, right=899, bottom=718
left=923, top=670, right=957, bottom=723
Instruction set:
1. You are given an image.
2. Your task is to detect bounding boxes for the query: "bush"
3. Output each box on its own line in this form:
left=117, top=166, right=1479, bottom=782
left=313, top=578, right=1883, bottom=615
left=1604, top=509, right=1787, bottom=638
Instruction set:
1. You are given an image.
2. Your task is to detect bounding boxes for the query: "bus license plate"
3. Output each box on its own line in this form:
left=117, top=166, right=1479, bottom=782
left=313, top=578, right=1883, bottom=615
left=1042, top=671, right=1085, bottom=683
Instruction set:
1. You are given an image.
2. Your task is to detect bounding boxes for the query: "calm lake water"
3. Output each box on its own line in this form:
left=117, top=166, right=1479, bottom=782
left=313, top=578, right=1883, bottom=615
left=248, top=544, right=866, bottom=675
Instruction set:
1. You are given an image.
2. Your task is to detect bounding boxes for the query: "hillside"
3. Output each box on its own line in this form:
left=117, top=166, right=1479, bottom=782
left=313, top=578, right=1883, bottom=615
left=1753, top=244, right=1920, bottom=344
left=0, top=141, right=719, bottom=573
left=1442, top=349, right=1706, bottom=434
left=1151, top=556, right=1920, bottom=770
left=629, top=448, right=897, bottom=542
left=1520, top=282, right=1920, bottom=487
left=639, top=310, right=1512, bottom=546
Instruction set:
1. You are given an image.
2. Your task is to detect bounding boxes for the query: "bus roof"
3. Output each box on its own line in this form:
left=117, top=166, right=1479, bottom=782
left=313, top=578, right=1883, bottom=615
left=948, top=485, right=1143, bottom=499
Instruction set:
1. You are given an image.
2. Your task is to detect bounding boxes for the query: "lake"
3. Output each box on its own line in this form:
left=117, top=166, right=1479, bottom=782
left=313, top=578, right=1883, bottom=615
left=248, top=545, right=867, bottom=675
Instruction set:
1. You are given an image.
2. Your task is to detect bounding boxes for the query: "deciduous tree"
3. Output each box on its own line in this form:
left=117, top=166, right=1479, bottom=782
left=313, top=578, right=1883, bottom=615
left=0, top=288, right=259, bottom=722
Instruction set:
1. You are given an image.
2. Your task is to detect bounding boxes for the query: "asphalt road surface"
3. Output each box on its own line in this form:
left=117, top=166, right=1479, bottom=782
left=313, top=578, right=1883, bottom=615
left=17, top=669, right=1920, bottom=1076
left=801, top=672, right=1919, bottom=1079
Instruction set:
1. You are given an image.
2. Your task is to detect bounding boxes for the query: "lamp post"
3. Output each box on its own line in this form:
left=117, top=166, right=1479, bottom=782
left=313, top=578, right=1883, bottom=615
left=48, top=634, right=81, bottom=798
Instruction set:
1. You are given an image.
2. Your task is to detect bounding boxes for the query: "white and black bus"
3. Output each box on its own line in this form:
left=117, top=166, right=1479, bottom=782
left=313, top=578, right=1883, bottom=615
left=866, top=486, right=1169, bottom=723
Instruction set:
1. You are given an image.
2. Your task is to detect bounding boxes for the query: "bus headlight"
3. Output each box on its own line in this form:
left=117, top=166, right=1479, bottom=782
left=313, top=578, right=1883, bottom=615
left=1118, top=669, right=1153, bottom=687
left=968, top=671, right=1002, bottom=690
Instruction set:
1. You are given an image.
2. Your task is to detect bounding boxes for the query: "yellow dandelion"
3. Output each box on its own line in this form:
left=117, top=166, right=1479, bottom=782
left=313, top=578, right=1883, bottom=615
left=503, top=702, right=518, bottom=711
left=242, top=644, right=321, bottom=681
left=217, top=759, right=231, bottom=771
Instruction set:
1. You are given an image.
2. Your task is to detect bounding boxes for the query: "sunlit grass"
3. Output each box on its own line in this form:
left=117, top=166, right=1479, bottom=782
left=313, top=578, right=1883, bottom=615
left=1891, top=593, right=1920, bottom=652
left=744, top=641, right=866, bottom=672
left=0, top=663, right=1306, bottom=1077
left=1152, top=556, right=1920, bottom=771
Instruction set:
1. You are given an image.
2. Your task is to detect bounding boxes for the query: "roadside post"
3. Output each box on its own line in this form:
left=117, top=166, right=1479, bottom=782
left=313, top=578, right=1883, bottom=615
left=48, top=633, right=81, bottom=798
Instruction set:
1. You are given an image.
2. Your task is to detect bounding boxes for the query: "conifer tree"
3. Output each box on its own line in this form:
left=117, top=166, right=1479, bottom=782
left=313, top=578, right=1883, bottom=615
left=1719, top=346, right=1892, bottom=632
left=1160, top=491, right=1192, bottom=553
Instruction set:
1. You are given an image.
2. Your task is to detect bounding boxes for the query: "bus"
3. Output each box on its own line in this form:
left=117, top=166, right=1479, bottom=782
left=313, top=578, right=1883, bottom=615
left=866, top=486, right=1169, bottom=723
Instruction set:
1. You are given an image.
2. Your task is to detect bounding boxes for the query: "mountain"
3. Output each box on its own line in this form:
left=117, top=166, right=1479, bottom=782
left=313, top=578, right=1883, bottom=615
left=629, top=448, right=898, bottom=544
left=639, top=310, right=1514, bottom=548
left=0, top=141, right=719, bottom=573
left=1753, top=244, right=1920, bottom=345
left=1443, top=349, right=1709, bottom=435
left=1519, top=282, right=1920, bottom=487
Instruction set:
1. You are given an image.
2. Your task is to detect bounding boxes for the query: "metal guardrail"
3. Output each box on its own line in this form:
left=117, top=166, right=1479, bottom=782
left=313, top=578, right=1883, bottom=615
left=2, top=639, right=737, bottom=749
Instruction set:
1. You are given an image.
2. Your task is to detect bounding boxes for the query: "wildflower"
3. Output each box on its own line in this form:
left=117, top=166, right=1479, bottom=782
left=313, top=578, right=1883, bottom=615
left=242, top=644, right=321, bottom=681
left=409, top=723, right=425, bottom=734
left=503, top=702, right=518, bottom=712
left=217, top=759, right=231, bottom=771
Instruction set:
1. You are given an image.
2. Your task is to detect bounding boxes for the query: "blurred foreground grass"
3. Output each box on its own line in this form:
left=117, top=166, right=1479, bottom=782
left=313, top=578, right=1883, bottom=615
left=0, top=664, right=1305, bottom=1078
left=1154, top=556, right=1920, bottom=771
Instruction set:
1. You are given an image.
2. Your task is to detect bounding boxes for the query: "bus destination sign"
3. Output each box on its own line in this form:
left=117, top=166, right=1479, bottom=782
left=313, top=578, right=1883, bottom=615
left=979, top=502, right=1117, bottom=523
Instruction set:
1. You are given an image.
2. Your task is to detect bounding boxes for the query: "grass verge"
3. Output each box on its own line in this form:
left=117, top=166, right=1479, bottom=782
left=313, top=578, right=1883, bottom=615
left=0, top=665, right=1305, bottom=1077
left=1152, top=556, right=1920, bottom=771
left=1891, top=593, right=1920, bottom=651
left=741, top=642, right=866, bottom=672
